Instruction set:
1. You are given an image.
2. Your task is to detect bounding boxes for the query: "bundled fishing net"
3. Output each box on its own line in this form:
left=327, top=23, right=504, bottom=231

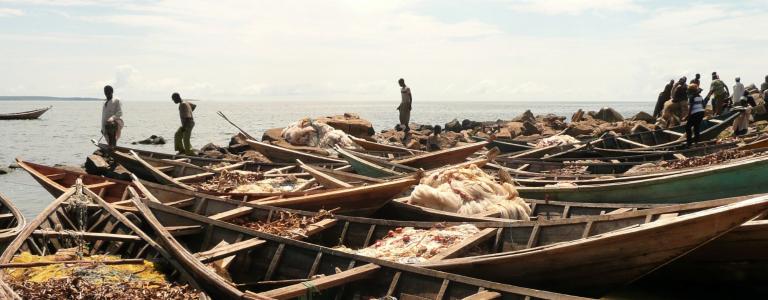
left=230, top=209, right=335, bottom=239
left=6, top=252, right=198, bottom=300
left=195, top=170, right=308, bottom=193
left=336, top=224, right=481, bottom=264
left=535, top=135, right=579, bottom=148
left=408, top=164, right=531, bottom=220
left=281, top=118, right=357, bottom=150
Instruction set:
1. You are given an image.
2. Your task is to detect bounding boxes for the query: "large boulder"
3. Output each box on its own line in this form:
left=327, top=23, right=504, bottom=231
left=565, top=123, right=594, bottom=137
left=594, top=107, right=624, bottom=122
left=504, top=122, right=524, bottom=138
left=461, top=119, right=482, bottom=130
left=512, top=110, right=536, bottom=124
left=316, top=113, right=375, bottom=138
left=241, top=150, right=272, bottom=163
left=631, top=111, right=655, bottom=123
left=445, top=119, right=462, bottom=133
left=261, top=128, right=283, bottom=142
left=631, top=123, right=652, bottom=134
left=521, top=121, right=540, bottom=136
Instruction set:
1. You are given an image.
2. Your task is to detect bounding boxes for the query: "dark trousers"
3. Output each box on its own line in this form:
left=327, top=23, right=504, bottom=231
left=685, top=111, right=705, bottom=146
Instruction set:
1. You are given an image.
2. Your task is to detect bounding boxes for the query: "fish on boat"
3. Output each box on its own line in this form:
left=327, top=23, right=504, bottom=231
left=0, top=194, right=24, bottom=254
left=516, top=154, right=768, bottom=203
left=0, top=106, right=51, bottom=120
left=18, top=159, right=415, bottom=217
left=0, top=181, right=209, bottom=299
left=130, top=194, right=587, bottom=300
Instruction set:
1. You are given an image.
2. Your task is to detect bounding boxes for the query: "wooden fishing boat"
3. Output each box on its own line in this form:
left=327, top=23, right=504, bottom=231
left=349, top=136, right=425, bottom=154
left=517, top=154, right=768, bottom=203
left=470, top=136, right=534, bottom=153
left=245, top=138, right=346, bottom=164
left=0, top=106, right=51, bottom=120
left=422, top=195, right=768, bottom=296
left=391, top=141, right=488, bottom=169
left=0, top=194, right=24, bottom=254
left=0, top=181, right=209, bottom=299
left=132, top=196, right=587, bottom=300
left=19, top=159, right=415, bottom=216
left=336, top=146, right=417, bottom=178
left=95, top=140, right=240, bottom=167
left=133, top=175, right=768, bottom=297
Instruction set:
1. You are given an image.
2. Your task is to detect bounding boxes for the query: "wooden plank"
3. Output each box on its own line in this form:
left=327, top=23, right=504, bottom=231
left=435, top=279, right=450, bottom=300
left=657, top=213, right=679, bottom=220
left=263, top=244, right=285, bottom=281
left=194, top=238, right=266, bottom=264
left=605, top=207, right=633, bottom=215
left=526, top=224, right=540, bottom=248
left=616, top=137, right=650, bottom=148
left=303, top=219, right=339, bottom=238
left=209, top=206, right=254, bottom=221
left=582, top=221, right=593, bottom=239
left=462, top=291, right=501, bottom=300
left=385, top=271, right=401, bottom=296
left=166, top=225, right=203, bottom=237
left=175, top=172, right=215, bottom=183
left=429, top=228, right=497, bottom=261
left=33, top=230, right=141, bottom=241
left=673, top=153, right=687, bottom=160
left=85, top=181, right=116, bottom=190
left=663, top=130, right=684, bottom=137
left=307, top=252, right=323, bottom=278
left=259, top=264, right=381, bottom=299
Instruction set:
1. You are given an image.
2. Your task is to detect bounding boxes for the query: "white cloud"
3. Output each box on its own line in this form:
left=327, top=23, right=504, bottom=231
left=506, top=0, right=644, bottom=15
left=0, top=7, right=23, bottom=16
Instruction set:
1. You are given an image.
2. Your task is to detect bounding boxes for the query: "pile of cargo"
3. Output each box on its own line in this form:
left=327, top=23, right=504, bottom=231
left=230, top=209, right=335, bottom=239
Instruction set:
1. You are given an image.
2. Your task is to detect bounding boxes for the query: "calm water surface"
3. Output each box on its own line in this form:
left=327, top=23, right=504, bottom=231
left=0, top=100, right=649, bottom=218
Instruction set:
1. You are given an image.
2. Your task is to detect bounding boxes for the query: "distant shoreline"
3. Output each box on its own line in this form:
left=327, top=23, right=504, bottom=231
left=0, top=96, right=101, bottom=101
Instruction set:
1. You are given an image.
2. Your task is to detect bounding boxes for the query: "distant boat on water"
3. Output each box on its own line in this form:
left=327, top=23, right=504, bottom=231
left=0, top=106, right=51, bottom=120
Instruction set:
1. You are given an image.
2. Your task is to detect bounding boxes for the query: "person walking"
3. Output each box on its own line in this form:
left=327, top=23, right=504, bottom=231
left=654, top=79, right=674, bottom=118
left=172, top=93, right=196, bottom=155
left=101, top=85, right=123, bottom=149
left=732, top=77, right=745, bottom=111
left=684, top=84, right=707, bottom=147
left=397, top=78, right=412, bottom=142
left=691, top=73, right=701, bottom=85
left=706, top=74, right=729, bottom=116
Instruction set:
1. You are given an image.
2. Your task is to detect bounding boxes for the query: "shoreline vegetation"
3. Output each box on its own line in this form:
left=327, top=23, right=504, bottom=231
left=0, top=96, right=101, bottom=101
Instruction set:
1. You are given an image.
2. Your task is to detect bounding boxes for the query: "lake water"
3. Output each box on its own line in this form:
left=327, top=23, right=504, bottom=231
left=0, top=100, right=650, bottom=218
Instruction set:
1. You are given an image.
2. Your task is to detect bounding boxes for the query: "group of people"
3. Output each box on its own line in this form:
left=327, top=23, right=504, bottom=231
left=654, top=72, right=768, bottom=146
left=100, top=85, right=197, bottom=155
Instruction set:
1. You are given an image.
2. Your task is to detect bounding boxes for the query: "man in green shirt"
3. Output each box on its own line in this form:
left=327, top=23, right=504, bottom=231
left=706, top=74, right=729, bottom=116
left=172, top=93, right=197, bottom=155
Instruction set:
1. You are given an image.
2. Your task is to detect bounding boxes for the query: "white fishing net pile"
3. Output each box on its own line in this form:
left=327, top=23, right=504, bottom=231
left=535, top=135, right=580, bottom=148
left=231, top=175, right=309, bottom=193
left=408, top=164, right=531, bottom=220
left=335, top=224, right=481, bottom=264
left=281, top=118, right=356, bottom=150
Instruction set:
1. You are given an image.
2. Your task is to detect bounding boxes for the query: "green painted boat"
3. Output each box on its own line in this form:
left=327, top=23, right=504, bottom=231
left=517, top=154, right=768, bottom=203
left=335, top=146, right=417, bottom=178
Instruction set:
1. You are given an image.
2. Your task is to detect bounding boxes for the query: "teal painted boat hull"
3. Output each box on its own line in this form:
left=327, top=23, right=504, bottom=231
left=517, top=156, right=768, bottom=203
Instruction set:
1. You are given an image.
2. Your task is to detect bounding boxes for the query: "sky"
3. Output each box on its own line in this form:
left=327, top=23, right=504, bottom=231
left=0, top=0, right=767, bottom=102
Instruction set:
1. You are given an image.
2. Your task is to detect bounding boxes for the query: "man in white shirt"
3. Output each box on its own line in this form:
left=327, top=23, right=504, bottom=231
left=732, top=77, right=745, bottom=109
left=101, top=85, right=123, bottom=148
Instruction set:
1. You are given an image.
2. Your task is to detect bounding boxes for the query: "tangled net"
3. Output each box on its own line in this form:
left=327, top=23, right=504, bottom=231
left=194, top=170, right=309, bottom=193
left=336, top=224, right=481, bottom=264
left=6, top=252, right=198, bottom=299
left=230, top=209, right=335, bottom=239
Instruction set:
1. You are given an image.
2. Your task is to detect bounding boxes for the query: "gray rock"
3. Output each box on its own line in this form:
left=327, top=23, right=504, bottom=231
left=512, top=110, right=536, bottom=124
left=594, top=107, right=624, bottom=122
left=444, top=119, right=462, bottom=133
left=631, top=111, right=655, bottom=123
left=7, top=162, right=20, bottom=169
left=132, top=135, right=166, bottom=145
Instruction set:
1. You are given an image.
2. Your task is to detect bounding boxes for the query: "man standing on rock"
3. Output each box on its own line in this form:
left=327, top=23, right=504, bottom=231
left=654, top=79, right=674, bottom=118
left=172, top=93, right=196, bottom=156
left=670, top=77, right=689, bottom=119
left=101, top=85, right=123, bottom=149
left=732, top=77, right=745, bottom=110
left=691, top=73, right=701, bottom=86
left=397, top=78, right=412, bottom=141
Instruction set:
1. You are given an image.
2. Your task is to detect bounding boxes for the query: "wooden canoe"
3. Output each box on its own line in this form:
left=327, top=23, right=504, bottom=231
left=470, top=136, right=534, bottom=153
left=0, top=194, right=24, bottom=255
left=0, top=181, right=209, bottom=299
left=0, top=106, right=51, bottom=120
left=516, top=154, right=768, bottom=203
left=422, top=195, right=768, bottom=296
left=349, top=136, right=425, bottom=154
left=95, top=141, right=240, bottom=166
left=244, top=138, right=346, bottom=164
left=391, top=141, right=488, bottom=169
left=132, top=197, right=587, bottom=300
